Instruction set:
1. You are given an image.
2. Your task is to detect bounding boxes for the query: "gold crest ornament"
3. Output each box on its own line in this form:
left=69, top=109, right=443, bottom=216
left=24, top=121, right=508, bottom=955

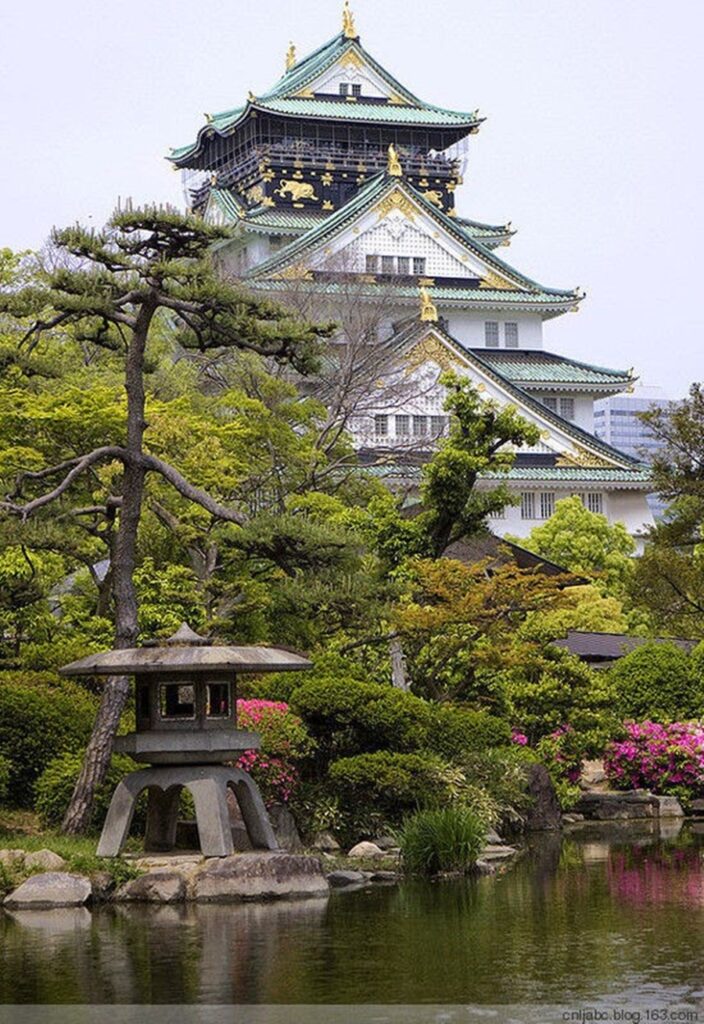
left=419, top=286, right=439, bottom=323
left=276, top=180, right=319, bottom=202
left=342, top=0, right=357, bottom=38
left=387, top=144, right=403, bottom=177
left=286, top=42, right=296, bottom=71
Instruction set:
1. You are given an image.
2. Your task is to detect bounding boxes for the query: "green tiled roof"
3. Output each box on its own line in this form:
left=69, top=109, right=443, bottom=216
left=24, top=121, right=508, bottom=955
left=454, top=216, right=514, bottom=244
left=472, top=349, right=633, bottom=388
left=245, top=173, right=579, bottom=311
left=387, top=320, right=641, bottom=469
left=251, top=96, right=479, bottom=127
left=168, top=33, right=481, bottom=164
left=261, top=33, right=423, bottom=107
left=361, top=463, right=651, bottom=486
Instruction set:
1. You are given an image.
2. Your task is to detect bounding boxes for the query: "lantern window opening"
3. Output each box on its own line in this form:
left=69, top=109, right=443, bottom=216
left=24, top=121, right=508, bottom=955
left=159, top=682, right=197, bottom=720
left=206, top=681, right=231, bottom=719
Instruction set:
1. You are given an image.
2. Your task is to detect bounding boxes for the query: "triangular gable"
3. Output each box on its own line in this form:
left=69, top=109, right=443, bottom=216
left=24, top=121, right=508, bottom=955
left=248, top=174, right=577, bottom=301
left=262, top=35, right=422, bottom=106
left=394, top=322, right=638, bottom=471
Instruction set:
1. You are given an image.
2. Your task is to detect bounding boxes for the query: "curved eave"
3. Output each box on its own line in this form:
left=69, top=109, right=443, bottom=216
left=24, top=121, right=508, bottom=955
left=245, top=174, right=579, bottom=305
left=247, top=277, right=580, bottom=319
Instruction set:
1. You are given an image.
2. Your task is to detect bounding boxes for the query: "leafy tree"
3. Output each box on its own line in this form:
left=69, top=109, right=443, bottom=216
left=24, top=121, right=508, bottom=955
left=0, top=206, right=332, bottom=832
left=628, top=384, right=704, bottom=635
left=513, top=496, right=635, bottom=595
left=608, top=642, right=703, bottom=721
left=351, top=371, right=540, bottom=568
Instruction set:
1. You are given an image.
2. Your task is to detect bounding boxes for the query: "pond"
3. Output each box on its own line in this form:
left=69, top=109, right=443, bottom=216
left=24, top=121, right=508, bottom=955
left=2, top=822, right=704, bottom=1020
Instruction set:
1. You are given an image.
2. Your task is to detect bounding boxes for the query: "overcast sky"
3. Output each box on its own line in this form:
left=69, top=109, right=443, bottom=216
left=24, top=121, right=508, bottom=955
left=2, top=0, right=702, bottom=397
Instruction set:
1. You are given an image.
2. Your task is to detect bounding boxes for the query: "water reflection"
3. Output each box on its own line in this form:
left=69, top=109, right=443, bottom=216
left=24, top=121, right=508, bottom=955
left=1, top=827, right=703, bottom=1005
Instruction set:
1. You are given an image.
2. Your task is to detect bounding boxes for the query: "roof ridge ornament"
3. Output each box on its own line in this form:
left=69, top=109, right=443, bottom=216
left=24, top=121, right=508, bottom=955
left=419, top=285, right=439, bottom=323
left=387, top=144, right=403, bottom=177
left=286, top=41, right=296, bottom=71
left=342, top=0, right=357, bottom=39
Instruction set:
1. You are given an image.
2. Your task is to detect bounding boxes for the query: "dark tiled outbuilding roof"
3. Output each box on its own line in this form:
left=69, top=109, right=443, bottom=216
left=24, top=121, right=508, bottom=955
left=552, top=630, right=697, bottom=663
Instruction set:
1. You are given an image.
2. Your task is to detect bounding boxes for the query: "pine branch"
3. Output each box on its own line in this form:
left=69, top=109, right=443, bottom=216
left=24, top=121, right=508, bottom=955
left=140, top=454, right=246, bottom=524
left=2, top=446, right=125, bottom=519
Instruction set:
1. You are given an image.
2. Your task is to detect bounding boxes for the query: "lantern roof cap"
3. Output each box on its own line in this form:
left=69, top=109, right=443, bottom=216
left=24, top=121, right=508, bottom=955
left=59, top=623, right=312, bottom=676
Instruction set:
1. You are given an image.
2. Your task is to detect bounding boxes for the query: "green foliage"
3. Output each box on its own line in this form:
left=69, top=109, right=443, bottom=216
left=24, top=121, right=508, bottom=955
left=608, top=642, right=702, bottom=721
left=290, top=677, right=435, bottom=764
left=428, top=706, right=512, bottom=758
left=0, top=673, right=98, bottom=805
left=328, top=751, right=450, bottom=818
left=398, top=806, right=486, bottom=875
left=514, top=496, right=635, bottom=595
left=0, top=754, right=10, bottom=804
left=34, top=751, right=143, bottom=831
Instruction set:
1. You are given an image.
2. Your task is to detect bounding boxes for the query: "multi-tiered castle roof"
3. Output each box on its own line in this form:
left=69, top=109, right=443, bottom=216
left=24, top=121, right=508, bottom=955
left=169, top=5, right=653, bottom=539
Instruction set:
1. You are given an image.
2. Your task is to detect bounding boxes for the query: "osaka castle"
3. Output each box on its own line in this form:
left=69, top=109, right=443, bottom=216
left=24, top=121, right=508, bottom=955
left=168, top=3, right=653, bottom=544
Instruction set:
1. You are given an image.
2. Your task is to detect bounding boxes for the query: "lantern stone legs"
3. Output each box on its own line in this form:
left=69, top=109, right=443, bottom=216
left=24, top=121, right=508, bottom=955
left=97, top=764, right=279, bottom=858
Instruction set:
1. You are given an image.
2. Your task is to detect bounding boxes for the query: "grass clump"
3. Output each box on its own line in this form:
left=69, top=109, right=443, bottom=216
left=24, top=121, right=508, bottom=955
left=398, top=806, right=486, bottom=876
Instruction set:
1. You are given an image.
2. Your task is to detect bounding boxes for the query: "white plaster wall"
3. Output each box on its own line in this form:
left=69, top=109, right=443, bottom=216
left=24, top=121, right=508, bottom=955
left=488, top=488, right=654, bottom=546
left=444, top=311, right=544, bottom=350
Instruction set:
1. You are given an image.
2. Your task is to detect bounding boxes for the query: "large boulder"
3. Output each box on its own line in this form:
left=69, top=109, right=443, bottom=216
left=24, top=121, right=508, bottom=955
left=575, top=790, right=658, bottom=821
left=269, top=803, right=303, bottom=852
left=194, top=853, right=329, bottom=902
left=347, top=841, right=385, bottom=858
left=327, top=869, right=366, bottom=888
left=24, top=849, right=67, bottom=872
left=4, top=872, right=91, bottom=909
left=116, top=871, right=188, bottom=903
left=524, top=764, right=562, bottom=831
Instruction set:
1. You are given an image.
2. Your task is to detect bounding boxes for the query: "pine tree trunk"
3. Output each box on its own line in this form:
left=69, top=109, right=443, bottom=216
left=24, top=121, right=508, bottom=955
left=389, top=635, right=410, bottom=691
left=61, top=307, right=153, bottom=835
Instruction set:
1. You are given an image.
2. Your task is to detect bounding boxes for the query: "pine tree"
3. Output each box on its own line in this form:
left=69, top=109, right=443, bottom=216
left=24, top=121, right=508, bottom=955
left=0, top=206, right=333, bottom=832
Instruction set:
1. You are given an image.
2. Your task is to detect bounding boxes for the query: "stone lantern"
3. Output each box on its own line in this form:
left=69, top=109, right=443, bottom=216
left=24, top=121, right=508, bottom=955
left=60, top=623, right=312, bottom=858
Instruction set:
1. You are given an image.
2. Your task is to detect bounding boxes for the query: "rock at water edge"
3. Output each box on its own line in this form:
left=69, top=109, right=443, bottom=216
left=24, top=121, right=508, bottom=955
left=4, top=872, right=92, bottom=909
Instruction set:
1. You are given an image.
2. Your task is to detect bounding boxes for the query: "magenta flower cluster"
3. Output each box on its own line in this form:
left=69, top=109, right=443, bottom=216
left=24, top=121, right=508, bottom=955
left=235, top=699, right=309, bottom=806
left=511, top=730, right=529, bottom=746
left=604, top=720, right=704, bottom=797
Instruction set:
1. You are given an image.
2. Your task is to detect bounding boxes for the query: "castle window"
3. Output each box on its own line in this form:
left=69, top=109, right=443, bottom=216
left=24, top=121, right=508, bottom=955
left=485, top=322, right=499, bottom=347
left=559, top=397, right=575, bottom=421
left=430, top=415, right=448, bottom=436
left=397, top=256, right=410, bottom=275
left=539, top=492, right=555, bottom=519
left=520, top=493, right=535, bottom=520
left=339, top=83, right=350, bottom=96
left=351, top=83, right=362, bottom=97
left=381, top=256, right=395, bottom=274
left=395, top=415, right=410, bottom=436
left=587, top=492, right=603, bottom=514
left=365, top=255, right=379, bottom=273
left=504, top=322, right=519, bottom=348
left=413, top=257, right=426, bottom=275
left=374, top=414, right=389, bottom=437
left=542, top=396, right=558, bottom=412
left=413, top=415, right=428, bottom=437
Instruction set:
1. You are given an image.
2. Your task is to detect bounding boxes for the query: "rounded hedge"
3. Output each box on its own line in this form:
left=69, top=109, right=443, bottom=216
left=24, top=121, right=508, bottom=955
left=328, top=750, right=448, bottom=815
left=35, top=751, right=144, bottom=831
left=0, top=672, right=98, bottom=806
left=428, top=706, right=511, bottom=757
left=290, top=677, right=435, bottom=763
left=609, top=642, right=701, bottom=722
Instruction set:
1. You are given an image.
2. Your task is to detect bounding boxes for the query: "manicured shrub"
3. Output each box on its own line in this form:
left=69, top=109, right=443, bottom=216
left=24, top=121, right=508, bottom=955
left=235, top=699, right=314, bottom=805
left=328, top=750, right=449, bottom=818
left=0, top=754, right=10, bottom=803
left=0, top=671, right=98, bottom=806
left=428, top=706, right=511, bottom=758
left=604, top=721, right=704, bottom=804
left=34, top=751, right=143, bottom=831
left=609, top=643, right=700, bottom=721
left=399, top=806, right=486, bottom=875
left=290, top=677, right=434, bottom=764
